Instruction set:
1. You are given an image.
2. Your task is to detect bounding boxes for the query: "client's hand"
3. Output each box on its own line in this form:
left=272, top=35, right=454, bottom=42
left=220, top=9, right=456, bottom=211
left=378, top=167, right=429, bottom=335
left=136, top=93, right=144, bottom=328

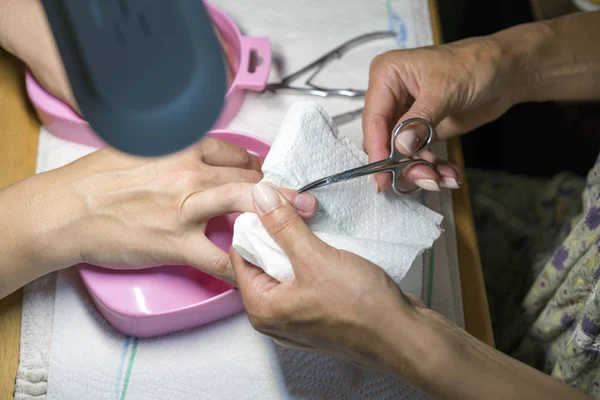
left=26, top=140, right=317, bottom=285
left=231, top=183, right=446, bottom=384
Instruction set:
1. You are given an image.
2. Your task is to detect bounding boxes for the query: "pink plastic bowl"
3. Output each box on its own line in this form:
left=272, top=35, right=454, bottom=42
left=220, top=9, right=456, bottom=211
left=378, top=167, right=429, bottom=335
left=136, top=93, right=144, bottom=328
left=78, top=130, right=271, bottom=337
left=25, top=1, right=271, bottom=148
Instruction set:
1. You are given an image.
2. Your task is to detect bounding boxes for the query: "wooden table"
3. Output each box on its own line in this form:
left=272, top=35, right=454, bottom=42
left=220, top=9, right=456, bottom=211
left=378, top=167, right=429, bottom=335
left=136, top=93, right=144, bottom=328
left=0, top=2, right=492, bottom=397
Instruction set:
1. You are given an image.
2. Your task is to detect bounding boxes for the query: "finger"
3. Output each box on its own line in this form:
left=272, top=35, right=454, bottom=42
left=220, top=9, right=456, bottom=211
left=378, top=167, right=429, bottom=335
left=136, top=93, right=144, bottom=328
left=284, top=189, right=319, bottom=219
left=251, top=183, right=332, bottom=271
left=401, top=164, right=441, bottom=191
left=400, top=150, right=440, bottom=191
left=435, top=96, right=511, bottom=141
left=272, top=338, right=312, bottom=351
left=404, top=293, right=427, bottom=308
left=363, top=54, right=408, bottom=192
left=400, top=152, right=461, bottom=191
left=231, top=248, right=280, bottom=298
left=186, top=237, right=235, bottom=284
left=182, top=183, right=318, bottom=222
left=436, top=161, right=462, bottom=189
left=393, top=91, right=449, bottom=155
left=196, top=137, right=263, bottom=171
left=212, top=166, right=264, bottom=185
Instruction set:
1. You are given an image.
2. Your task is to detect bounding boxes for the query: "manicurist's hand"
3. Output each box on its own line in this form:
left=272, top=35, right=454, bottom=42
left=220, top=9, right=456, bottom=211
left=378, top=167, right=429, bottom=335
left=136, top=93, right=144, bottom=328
left=362, top=37, right=514, bottom=192
left=231, top=182, right=439, bottom=379
left=231, top=183, right=590, bottom=400
left=363, top=11, right=600, bottom=194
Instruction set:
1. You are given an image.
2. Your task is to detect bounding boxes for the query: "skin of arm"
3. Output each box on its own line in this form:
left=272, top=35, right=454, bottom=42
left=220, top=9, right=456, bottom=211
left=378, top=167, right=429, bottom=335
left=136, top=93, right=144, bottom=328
left=382, top=307, right=591, bottom=400
left=0, top=175, right=76, bottom=298
left=498, top=11, right=600, bottom=104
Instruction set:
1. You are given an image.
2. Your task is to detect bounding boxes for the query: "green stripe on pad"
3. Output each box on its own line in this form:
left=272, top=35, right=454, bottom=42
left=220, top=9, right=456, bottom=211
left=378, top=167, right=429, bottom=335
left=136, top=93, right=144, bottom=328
left=120, top=337, right=139, bottom=400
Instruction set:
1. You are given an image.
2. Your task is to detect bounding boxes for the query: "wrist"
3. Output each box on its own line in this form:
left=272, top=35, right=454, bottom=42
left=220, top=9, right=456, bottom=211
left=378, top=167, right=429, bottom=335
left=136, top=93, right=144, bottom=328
left=373, top=304, right=463, bottom=392
left=388, top=306, right=591, bottom=400
left=0, top=174, right=83, bottom=297
left=14, top=173, right=83, bottom=271
left=379, top=304, right=495, bottom=398
left=487, top=21, right=553, bottom=106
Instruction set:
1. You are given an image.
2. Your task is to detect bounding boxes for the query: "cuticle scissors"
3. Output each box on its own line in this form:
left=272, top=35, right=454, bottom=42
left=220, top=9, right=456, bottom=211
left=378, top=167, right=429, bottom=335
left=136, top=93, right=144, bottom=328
left=297, top=118, right=435, bottom=196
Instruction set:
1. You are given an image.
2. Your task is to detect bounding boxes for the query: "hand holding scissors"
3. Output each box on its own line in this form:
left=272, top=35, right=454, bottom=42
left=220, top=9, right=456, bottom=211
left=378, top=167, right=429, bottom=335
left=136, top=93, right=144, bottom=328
left=298, top=118, right=436, bottom=195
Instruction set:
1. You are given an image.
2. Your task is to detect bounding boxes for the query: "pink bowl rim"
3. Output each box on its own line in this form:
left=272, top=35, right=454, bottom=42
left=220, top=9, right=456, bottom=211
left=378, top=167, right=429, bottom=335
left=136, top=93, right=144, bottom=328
left=25, top=1, right=252, bottom=128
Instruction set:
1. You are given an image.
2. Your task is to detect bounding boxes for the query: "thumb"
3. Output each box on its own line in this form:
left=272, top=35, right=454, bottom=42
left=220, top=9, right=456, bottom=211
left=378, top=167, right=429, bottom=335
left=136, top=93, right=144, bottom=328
left=393, top=91, right=448, bottom=155
left=251, top=183, right=331, bottom=269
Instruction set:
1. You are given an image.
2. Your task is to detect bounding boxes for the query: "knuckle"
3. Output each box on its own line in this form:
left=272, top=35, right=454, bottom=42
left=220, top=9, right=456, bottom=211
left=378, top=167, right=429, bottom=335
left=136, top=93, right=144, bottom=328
left=370, top=51, right=392, bottom=71
left=199, top=137, right=221, bottom=157
left=198, top=167, right=219, bottom=184
left=369, top=53, right=384, bottom=70
left=210, top=252, right=231, bottom=277
left=408, top=106, right=437, bottom=124
left=214, top=183, right=242, bottom=208
left=247, top=303, right=276, bottom=332
left=267, top=209, right=301, bottom=241
left=247, top=314, right=269, bottom=333
left=244, top=170, right=263, bottom=183
left=176, top=172, right=199, bottom=190
left=236, top=149, right=253, bottom=167
left=370, top=51, right=398, bottom=77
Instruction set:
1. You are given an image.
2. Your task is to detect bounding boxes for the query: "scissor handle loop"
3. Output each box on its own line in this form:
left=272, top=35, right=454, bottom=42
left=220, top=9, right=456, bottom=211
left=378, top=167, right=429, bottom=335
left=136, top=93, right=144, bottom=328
left=389, top=118, right=435, bottom=195
left=390, top=118, right=434, bottom=158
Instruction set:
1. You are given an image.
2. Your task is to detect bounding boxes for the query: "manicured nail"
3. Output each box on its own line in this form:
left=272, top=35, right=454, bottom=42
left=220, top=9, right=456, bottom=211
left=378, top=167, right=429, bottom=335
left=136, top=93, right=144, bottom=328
left=440, top=177, right=460, bottom=189
left=369, top=175, right=380, bottom=193
left=252, top=182, right=281, bottom=213
left=395, top=128, right=419, bottom=154
left=294, top=193, right=316, bottom=213
left=415, top=179, right=441, bottom=192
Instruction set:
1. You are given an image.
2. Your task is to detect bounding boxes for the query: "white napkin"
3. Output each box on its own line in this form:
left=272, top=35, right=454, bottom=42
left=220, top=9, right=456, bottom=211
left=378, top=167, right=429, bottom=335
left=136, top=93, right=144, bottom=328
left=232, top=101, right=443, bottom=283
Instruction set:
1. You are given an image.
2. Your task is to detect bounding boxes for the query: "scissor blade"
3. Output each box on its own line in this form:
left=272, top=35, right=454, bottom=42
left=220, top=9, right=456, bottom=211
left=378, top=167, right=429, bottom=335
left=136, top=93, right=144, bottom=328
left=297, top=174, right=351, bottom=193
left=297, top=158, right=397, bottom=193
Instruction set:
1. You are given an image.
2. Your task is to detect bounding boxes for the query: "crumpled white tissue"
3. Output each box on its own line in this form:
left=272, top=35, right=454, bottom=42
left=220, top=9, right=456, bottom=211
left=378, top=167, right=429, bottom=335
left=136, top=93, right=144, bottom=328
left=232, top=101, right=443, bottom=283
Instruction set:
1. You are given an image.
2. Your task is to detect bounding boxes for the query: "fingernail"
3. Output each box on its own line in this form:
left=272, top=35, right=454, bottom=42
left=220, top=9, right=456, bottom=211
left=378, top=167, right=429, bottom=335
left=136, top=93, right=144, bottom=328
left=294, top=193, right=316, bottom=213
left=369, top=175, right=380, bottom=193
left=439, top=177, right=460, bottom=189
left=396, top=128, right=419, bottom=154
left=252, top=182, right=281, bottom=213
left=415, top=179, right=441, bottom=192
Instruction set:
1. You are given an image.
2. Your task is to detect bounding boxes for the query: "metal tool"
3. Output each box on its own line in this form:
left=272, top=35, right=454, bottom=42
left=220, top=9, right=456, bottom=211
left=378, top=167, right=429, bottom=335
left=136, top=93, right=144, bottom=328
left=265, top=31, right=396, bottom=98
left=332, top=107, right=364, bottom=126
left=298, top=118, right=435, bottom=195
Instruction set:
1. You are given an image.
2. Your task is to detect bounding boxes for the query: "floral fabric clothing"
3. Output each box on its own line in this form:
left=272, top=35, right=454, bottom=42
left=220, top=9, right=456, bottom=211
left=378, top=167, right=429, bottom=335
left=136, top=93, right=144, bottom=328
left=468, top=160, right=600, bottom=396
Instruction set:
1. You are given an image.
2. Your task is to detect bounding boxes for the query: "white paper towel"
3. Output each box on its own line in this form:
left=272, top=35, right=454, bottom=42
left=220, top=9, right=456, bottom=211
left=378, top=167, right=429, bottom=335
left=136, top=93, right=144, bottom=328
left=233, top=102, right=443, bottom=283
